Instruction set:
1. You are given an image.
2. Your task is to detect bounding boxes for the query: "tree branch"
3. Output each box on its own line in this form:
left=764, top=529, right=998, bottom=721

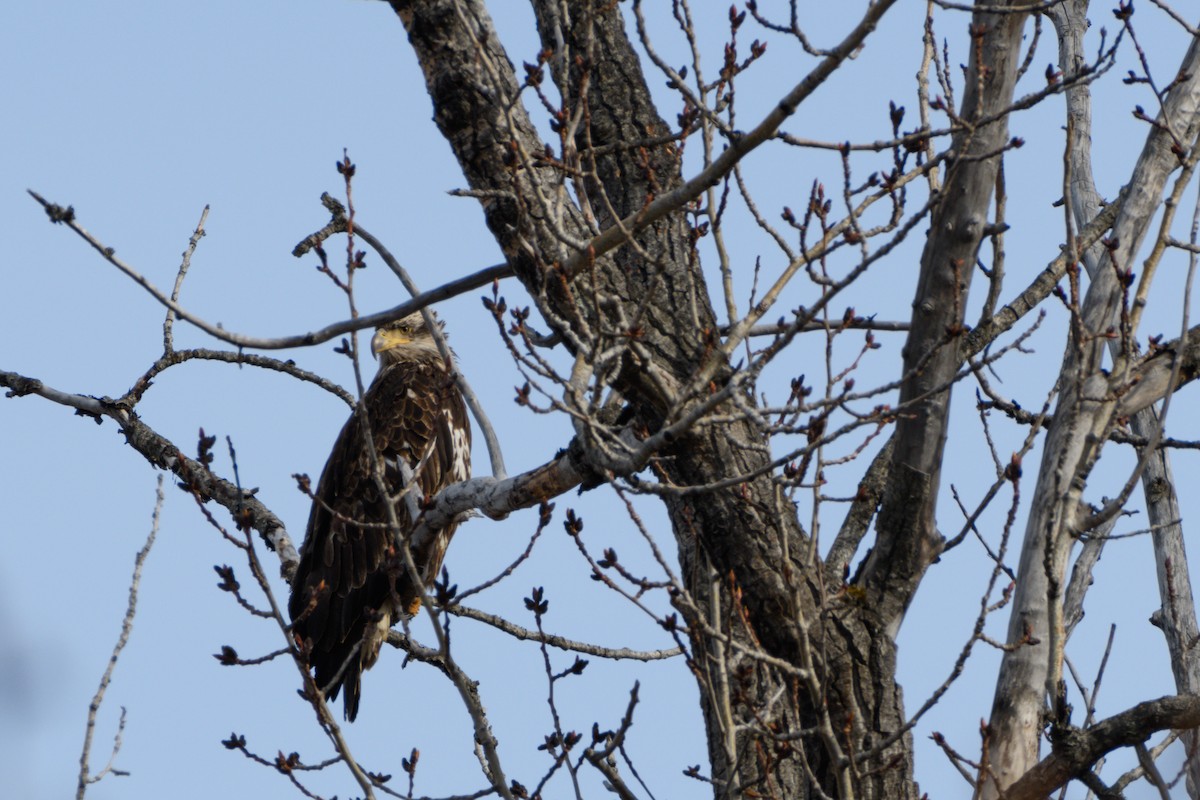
left=76, top=476, right=162, bottom=798
left=1005, top=695, right=1200, bottom=800
left=0, top=368, right=298, bottom=579
left=27, top=188, right=510, bottom=352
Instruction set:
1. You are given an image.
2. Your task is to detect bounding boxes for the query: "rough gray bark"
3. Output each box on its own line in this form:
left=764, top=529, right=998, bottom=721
left=391, top=1, right=915, bottom=797
left=388, top=0, right=1200, bottom=796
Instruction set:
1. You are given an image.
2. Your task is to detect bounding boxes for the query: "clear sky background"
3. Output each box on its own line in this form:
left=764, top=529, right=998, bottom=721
left=3, top=2, right=1197, bottom=799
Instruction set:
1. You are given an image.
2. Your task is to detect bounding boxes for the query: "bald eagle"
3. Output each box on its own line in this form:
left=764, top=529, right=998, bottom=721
left=288, top=312, right=471, bottom=721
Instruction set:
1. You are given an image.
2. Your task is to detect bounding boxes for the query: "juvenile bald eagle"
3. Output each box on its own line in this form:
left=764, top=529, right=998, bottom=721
left=288, top=312, right=471, bottom=721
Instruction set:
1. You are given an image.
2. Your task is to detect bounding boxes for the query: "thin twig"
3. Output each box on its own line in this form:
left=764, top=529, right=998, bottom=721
left=164, top=205, right=209, bottom=352
left=441, top=604, right=682, bottom=661
left=76, top=475, right=163, bottom=799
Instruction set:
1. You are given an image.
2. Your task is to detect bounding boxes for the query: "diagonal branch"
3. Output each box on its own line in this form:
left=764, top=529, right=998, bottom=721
left=1005, top=694, right=1200, bottom=800
left=535, top=0, right=903, bottom=284
left=1, top=368, right=298, bottom=578
left=0, top=367, right=595, bottom=586
left=27, top=188, right=510, bottom=352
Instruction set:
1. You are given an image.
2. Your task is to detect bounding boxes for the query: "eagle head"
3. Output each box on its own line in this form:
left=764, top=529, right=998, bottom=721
left=371, top=311, right=444, bottom=365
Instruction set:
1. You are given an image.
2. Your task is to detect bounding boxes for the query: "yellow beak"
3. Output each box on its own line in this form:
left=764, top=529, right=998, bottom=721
left=370, top=328, right=411, bottom=358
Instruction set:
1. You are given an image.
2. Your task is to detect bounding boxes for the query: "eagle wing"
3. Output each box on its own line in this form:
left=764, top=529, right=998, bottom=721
left=288, top=357, right=471, bottom=721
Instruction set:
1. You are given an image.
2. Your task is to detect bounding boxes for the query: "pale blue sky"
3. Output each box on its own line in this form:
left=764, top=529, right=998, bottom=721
left=3, top=2, right=1196, bottom=799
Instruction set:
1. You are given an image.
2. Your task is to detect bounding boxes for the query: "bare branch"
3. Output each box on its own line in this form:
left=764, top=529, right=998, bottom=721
left=163, top=205, right=209, bottom=352
left=27, top=188, right=510, bottom=351
left=76, top=475, right=163, bottom=798
left=442, top=604, right=682, bottom=662
left=0, top=369, right=299, bottom=579
left=1006, top=695, right=1200, bottom=800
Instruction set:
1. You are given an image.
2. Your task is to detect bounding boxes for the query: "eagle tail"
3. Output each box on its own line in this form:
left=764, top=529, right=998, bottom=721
left=341, top=666, right=363, bottom=722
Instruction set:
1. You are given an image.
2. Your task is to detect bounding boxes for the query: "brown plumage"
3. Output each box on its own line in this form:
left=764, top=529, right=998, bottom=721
left=288, top=312, right=471, bottom=721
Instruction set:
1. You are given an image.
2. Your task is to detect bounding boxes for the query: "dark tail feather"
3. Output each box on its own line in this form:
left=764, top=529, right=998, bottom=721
left=311, top=643, right=364, bottom=723
left=341, top=668, right=362, bottom=722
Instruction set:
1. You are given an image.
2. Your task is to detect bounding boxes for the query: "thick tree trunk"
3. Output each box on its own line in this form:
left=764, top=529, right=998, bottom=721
left=392, top=1, right=916, bottom=796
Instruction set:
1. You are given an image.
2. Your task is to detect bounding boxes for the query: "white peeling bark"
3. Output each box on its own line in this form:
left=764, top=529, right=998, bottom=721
left=982, top=11, right=1200, bottom=794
